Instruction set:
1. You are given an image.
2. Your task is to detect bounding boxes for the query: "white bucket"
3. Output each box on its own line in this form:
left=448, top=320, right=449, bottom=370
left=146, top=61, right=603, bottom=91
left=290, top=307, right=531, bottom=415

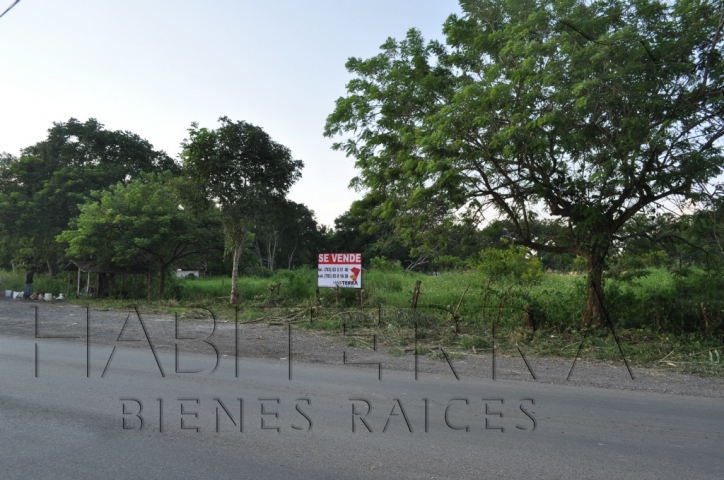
left=4, top=290, right=10, bottom=297
left=44, top=293, right=53, bottom=301
left=14, top=291, right=23, bottom=298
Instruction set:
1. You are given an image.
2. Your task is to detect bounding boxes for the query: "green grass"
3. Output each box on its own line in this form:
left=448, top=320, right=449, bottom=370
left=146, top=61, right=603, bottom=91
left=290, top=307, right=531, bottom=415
left=4, top=266, right=723, bottom=377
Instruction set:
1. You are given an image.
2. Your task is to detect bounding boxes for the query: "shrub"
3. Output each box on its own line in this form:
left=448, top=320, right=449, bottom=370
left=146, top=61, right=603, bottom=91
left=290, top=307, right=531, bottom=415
left=281, top=267, right=316, bottom=301
left=572, top=256, right=588, bottom=272
left=473, top=247, right=543, bottom=283
left=432, top=255, right=466, bottom=271
left=370, top=256, right=404, bottom=272
left=523, top=275, right=586, bottom=330
left=0, top=270, right=24, bottom=291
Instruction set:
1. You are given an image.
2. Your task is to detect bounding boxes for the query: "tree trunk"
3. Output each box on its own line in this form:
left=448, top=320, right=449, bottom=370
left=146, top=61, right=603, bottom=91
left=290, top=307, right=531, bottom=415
left=147, top=271, right=153, bottom=299
left=230, top=243, right=242, bottom=304
left=98, top=272, right=108, bottom=297
left=254, top=241, right=264, bottom=268
left=267, top=238, right=273, bottom=272
left=269, top=231, right=279, bottom=272
left=287, top=243, right=297, bottom=270
left=158, top=269, right=166, bottom=298
left=583, top=255, right=606, bottom=326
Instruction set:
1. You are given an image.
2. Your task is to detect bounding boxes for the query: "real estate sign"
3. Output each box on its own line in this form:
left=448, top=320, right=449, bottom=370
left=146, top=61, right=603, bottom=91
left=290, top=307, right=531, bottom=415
left=317, top=253, right=362, bottom=289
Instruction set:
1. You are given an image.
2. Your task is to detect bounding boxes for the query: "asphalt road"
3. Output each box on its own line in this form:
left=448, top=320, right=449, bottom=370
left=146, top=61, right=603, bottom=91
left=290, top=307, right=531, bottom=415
left=1, top=332, right=723, bottom=479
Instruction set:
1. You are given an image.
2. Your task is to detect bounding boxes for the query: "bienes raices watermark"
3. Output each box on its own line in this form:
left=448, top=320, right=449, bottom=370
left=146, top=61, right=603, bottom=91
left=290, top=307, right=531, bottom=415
left=119, top=397, right=537, bottom=434
left=30, top=305, right=633, bottom=382
left=28, top=305, right=542, bottom=434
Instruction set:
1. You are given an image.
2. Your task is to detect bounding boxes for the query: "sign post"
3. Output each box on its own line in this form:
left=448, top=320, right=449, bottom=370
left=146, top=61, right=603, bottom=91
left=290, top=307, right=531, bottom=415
left=317, top=253, right=362, bottom=289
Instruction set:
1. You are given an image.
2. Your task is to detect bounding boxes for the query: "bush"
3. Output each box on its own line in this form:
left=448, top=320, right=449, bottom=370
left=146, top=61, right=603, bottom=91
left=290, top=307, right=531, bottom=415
left=432, top=255, right=466, bottom=271
left=473, top=247, right=543, bottom=283
left=0, top=271, right=76, bottom=297
left=283, top=267, right=316, bottom=301
left=0, top=270, right=24, bottom=291
left=35, top=275, right=73, bottom=297
left=370, top=256, right=404, bottom=272
left=613, top=250, right=670, bottom=273
left=572, top=256, right=588, bottom=272
left=523, top=275, right=586, bottom=330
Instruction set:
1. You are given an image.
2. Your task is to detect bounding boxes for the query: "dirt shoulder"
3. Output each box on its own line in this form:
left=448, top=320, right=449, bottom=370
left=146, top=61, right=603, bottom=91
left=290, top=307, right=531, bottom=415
left=1, top=296, right=722, bottom=398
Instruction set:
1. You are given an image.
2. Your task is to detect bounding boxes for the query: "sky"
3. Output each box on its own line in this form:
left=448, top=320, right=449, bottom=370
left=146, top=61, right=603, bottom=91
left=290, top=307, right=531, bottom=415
left=0, top=0, right=461, bottom=227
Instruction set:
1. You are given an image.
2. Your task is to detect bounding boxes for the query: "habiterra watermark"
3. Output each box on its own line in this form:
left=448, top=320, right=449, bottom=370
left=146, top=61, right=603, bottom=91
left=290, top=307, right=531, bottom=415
left=30, top=305, right=633, bottom=382
left=118, top=397, right=537, bottom=434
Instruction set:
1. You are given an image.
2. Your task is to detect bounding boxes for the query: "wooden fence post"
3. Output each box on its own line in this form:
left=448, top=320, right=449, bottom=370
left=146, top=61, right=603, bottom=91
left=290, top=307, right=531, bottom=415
left=411, top=280, right=421, bottom=309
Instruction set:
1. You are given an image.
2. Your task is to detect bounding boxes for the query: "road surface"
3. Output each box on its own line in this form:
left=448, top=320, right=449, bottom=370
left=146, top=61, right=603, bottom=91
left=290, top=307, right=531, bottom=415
left=1, top=332, right=723, bottom=479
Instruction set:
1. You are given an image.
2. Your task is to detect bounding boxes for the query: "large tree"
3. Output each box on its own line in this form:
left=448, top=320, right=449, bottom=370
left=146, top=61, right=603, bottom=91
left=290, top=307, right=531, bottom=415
left=0, top=118, right=176, bottom=272
left=325, top=0, right=724, bottom=325
left=57, top=172, right=219, bottom=297
left=182, top=117, right=303, bottom=303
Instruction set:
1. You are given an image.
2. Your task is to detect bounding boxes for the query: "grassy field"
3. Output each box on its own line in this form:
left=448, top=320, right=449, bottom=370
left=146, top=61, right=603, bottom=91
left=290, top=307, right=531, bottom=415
left=2, top=266, right=723, bottom=377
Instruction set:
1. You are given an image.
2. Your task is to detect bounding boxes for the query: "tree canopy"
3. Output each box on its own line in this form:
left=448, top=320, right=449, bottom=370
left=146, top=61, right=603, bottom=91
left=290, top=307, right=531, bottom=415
left=325, top=0, right=724, bottom=324
left=182, top=117, right=304, bottom=303
left=0, top=118, right=176, bottom=272
left=57, top=172, right=220, bottom=297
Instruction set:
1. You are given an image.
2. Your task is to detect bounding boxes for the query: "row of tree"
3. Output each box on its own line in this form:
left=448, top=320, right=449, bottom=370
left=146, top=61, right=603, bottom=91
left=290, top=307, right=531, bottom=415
left=2, top=116, right=494, bottom=300
left=0, top=118, right=334, bottom=300
left=1, top=110, right=722, bottom=304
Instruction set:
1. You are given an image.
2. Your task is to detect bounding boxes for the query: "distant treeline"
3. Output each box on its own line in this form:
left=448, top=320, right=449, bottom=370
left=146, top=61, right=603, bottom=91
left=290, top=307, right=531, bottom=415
left=2, top=118, right=724, bottom=301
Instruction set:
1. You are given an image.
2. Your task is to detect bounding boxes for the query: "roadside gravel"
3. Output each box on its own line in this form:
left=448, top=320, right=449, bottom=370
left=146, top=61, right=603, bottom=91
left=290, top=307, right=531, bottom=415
left=2, top=296, right=722, bottom=398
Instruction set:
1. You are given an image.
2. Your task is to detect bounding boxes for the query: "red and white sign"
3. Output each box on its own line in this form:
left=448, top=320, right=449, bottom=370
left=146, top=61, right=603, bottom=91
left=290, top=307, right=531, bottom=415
left=317, top=253, right=362, bottom=289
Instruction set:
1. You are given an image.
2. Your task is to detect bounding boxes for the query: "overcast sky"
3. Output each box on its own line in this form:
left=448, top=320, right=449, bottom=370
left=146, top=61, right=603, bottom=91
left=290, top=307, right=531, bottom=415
left=0, top=0, right=461, bottom=226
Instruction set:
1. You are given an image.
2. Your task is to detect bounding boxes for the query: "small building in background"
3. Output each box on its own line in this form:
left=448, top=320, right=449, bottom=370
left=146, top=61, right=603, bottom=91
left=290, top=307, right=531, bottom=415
left=175, top=268, right=204, bottom=278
